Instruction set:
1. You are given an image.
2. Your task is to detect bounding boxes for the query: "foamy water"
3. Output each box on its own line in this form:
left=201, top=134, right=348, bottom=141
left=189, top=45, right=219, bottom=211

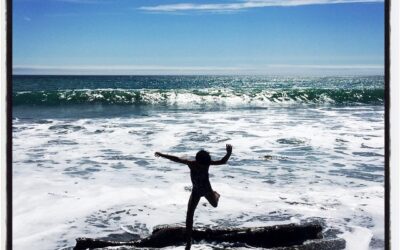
left=12, top=105, right=384, bottom=249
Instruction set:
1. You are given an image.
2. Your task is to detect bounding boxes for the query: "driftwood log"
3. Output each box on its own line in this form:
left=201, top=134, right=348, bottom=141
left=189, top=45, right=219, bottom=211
left=74, top=223, right=346, bottom=249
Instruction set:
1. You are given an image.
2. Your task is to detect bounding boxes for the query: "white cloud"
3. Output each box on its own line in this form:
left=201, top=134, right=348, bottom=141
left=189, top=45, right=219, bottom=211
left=139, top=0, right=383, bottom=13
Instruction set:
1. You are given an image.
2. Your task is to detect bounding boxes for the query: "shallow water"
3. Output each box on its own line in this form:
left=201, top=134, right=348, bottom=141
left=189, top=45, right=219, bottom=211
left=13, top=104, right=384, bottom=250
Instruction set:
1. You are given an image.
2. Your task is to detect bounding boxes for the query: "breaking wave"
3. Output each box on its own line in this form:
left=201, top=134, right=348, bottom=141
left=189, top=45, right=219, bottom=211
left=13, top=88, right=384, bottom=106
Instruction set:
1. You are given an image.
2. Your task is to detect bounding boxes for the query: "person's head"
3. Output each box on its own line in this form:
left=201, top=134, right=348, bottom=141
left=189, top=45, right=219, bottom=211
left=196, top=150, right=211, bottom=165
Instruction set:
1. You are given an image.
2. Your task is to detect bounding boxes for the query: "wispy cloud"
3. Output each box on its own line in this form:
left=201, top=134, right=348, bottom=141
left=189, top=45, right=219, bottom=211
left=139, top=0, right=383, bottom=13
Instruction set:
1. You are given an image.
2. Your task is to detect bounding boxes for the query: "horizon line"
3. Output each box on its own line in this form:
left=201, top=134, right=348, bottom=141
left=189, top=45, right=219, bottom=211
left=13, top=64, right=384, bottom=76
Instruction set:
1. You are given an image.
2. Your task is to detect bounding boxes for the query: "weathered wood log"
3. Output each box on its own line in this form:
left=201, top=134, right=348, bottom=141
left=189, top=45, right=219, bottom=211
left=74, top=222, right=345, bottom=250
left=74, top=238, right=346, bottom=250
left=74, top=237, right=136, bottom=250
left=136, top=222, right=323, bottom=248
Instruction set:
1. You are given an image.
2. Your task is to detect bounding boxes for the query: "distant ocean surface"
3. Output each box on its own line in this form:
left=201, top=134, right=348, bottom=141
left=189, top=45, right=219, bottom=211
left=12, top=75, right=385, bottom=250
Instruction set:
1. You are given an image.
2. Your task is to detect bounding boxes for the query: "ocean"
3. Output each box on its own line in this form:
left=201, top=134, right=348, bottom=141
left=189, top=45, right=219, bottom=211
left=12, top=75, right=385, bottom=250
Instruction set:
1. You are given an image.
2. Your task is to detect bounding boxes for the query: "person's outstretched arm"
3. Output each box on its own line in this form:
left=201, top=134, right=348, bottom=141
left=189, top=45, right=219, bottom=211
left=155, top=152, right=191, bottom=165
left=210, top=144, right=232, bottom=165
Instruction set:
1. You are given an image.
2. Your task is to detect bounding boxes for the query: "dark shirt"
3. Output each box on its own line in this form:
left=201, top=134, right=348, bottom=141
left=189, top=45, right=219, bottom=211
left=188, top=163, right=212, bottom=196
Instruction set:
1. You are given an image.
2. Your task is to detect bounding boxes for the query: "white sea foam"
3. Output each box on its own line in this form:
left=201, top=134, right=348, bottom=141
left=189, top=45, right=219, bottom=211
left=12, top=105, right=384, bottom=249
left=341, top=227, right=374, bottom=250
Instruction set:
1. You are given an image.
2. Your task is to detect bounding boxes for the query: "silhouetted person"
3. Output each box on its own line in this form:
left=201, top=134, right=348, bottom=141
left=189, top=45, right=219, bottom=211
left=155, top=144, right=233, bottom=250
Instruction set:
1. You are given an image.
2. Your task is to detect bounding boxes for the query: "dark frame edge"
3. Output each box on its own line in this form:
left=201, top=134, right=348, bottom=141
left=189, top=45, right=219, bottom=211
left=6, top=0, right=12, bottom=248
left=384, top=0, right=391, bottom=250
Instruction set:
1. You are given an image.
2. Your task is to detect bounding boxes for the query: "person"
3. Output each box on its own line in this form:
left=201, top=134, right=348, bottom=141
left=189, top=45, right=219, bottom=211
left=155, top=144, right=233, bottom=250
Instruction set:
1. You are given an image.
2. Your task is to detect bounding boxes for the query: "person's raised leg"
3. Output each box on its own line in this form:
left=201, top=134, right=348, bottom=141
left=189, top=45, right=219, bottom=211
left=186, top=193, right=200, bottom=250
left=205, top=191, right=220, bottom=208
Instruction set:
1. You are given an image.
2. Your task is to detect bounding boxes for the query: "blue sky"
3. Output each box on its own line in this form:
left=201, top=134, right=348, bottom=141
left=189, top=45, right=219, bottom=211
left=13, top=0, right=384, bottom=75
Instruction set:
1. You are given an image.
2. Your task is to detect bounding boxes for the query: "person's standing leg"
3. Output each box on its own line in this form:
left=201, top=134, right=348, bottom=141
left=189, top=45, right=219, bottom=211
left=186, top=192, right=200, bottom=250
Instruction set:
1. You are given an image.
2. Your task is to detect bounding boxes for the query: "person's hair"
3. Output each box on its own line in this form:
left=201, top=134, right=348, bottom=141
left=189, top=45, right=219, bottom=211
left=196, top=150, right=211, bottom=165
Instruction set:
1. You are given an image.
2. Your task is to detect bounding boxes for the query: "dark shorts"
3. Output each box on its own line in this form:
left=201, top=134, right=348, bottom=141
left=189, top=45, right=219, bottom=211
left=191, top=190, right=219, bottom=208
left=192, top=186, right=213, bottom=197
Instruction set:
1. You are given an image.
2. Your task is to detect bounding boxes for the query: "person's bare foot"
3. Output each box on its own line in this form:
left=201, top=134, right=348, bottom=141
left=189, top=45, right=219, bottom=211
left=214, top=191, right=220, bottom=201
